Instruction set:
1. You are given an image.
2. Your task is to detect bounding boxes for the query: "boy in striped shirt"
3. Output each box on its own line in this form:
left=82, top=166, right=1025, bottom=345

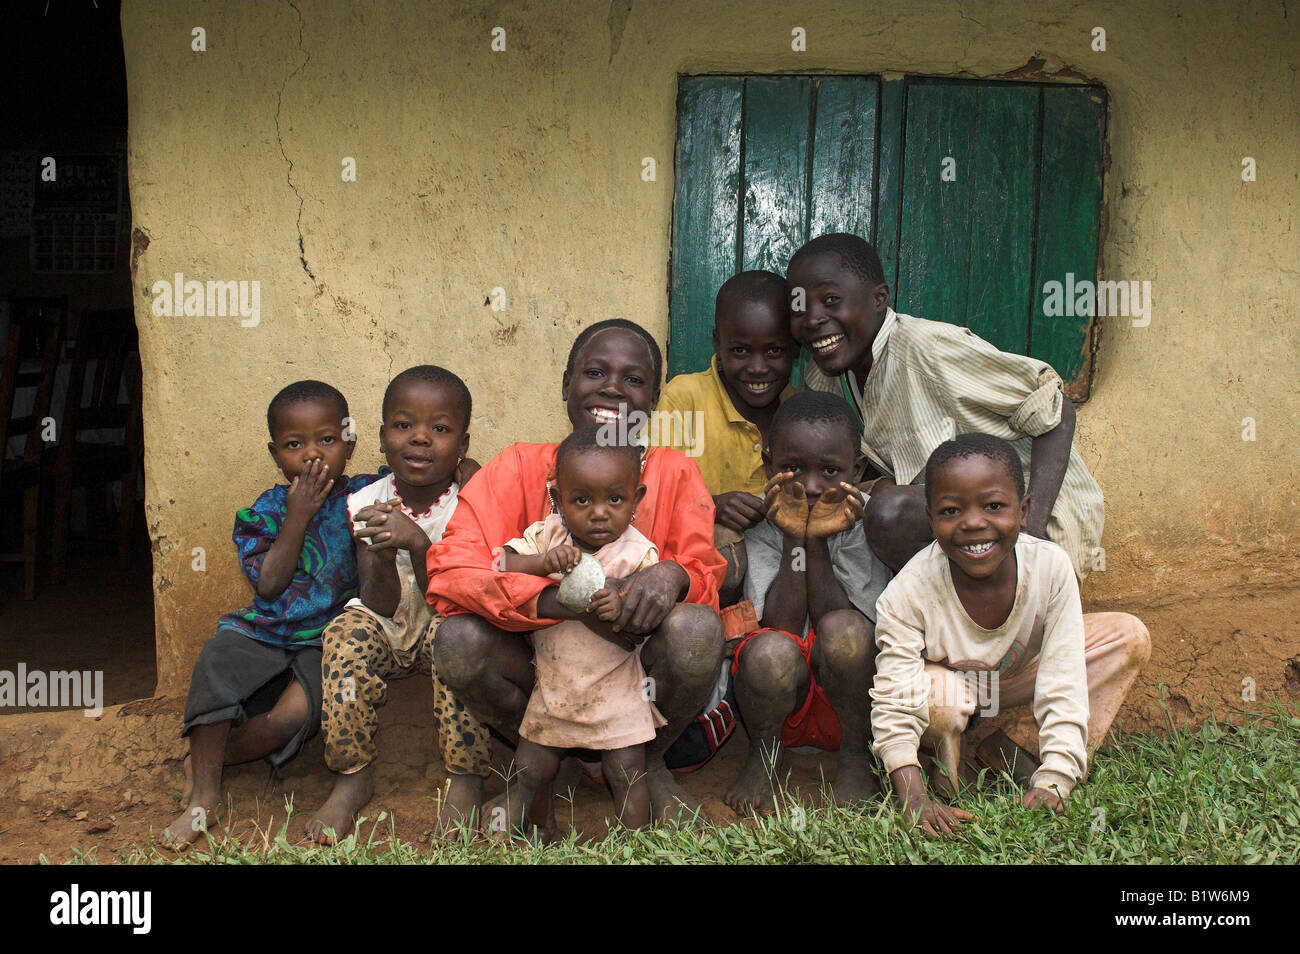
left=786, top=233, right=1104, bottom=582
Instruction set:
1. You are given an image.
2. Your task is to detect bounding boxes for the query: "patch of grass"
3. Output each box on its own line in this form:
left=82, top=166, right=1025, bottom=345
left=104, top=704, right=1299, bottom=865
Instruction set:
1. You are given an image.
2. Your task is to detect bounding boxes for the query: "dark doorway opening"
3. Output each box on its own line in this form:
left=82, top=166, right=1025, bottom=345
left=0, top=0, right=155, bottom=711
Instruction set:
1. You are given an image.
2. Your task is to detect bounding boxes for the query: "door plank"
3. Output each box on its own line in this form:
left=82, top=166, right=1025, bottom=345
left=668, top=77, right=743, bottom=376
left=809, top=76, right=879, bottom=243
left=897, top=81, right=977, bottom=324
left=965, top=84, right=1039, bottom=354
left=874, top=78, right=906, bottom=295
left=1031, top=85, right=1106, bottom=398
left=740, top=76, right=812, bottom=274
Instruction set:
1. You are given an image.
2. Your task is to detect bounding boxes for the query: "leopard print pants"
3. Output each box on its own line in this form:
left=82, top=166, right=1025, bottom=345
left=319, top=606, right=491, bottom=777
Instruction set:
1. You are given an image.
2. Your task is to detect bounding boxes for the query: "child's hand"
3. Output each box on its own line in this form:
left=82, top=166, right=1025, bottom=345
left=285, top=460, right=333, bottom=522
left=762, top=471, right=809, bottom=538
left=1021, top=787, right=1065, bottom=814
left=904, top=792, right=976, bottom=837
left=543, top=545, right=584, bottom=575
left=806, top=482, right=864, bottom=538
left=354, top=501, right=425, bottom=556
left=713, top=492, right=765, bottom=533
left=456, top=457, right=482, bottom=486
left=588, top=586, right=623, bottom=622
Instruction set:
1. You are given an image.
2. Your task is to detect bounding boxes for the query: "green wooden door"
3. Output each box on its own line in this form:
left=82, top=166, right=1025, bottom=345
left=668, top=75, right=1106, bottom=400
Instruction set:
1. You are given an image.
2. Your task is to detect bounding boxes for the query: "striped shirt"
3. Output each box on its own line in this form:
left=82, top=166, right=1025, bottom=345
left=803, top=309, right=1104, bottom=579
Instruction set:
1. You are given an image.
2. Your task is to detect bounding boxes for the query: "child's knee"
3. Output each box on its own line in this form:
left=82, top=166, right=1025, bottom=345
left=865, top=486, right=924, bottom=536
left=655, top=604, right=725, bottom=684
left=1116, top=613, right=1152, bottom=670
left=269, top=681, right=315, bottom=739
left=601, top=746, right=646, bottom=790
left=736, top=631, right=805, bottom=693
left=812, top=610, right=875, bottom=673
left=923, top=668, right=976, bottom=741
left=431, top=614, right=495, bottom=688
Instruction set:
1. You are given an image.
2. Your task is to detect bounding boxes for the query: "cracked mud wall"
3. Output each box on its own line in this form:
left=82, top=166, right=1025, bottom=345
left=119, top=1, right=1299, bottom=696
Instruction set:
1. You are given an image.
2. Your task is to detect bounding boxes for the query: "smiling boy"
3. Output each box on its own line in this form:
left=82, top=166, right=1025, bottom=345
left=655, top=270, right=797, bottom=604
left=870, top=434, right=1150, bottom=836
left=787, top=233, right=1104, bottom=582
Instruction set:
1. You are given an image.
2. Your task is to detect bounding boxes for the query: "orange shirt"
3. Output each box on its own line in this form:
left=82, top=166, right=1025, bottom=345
left=426, top=442, right=724, bottom=630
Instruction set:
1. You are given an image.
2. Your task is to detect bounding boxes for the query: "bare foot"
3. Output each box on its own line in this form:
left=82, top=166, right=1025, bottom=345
left=434, top=774, right=484, bottom=837
left=832, top=754, right=881, bottom=805
left=306, top=766, right=374, bottom=845
left=529, top=781, right=557, bottom=833
left=180, top=754, right=193, bottom=808
left=160, top=801, right=215, bottom=850
left=725, top=750, right=781, bottom=816
left=648, top=766, right=706, bottom=826
left=481, top=788, right=530, bottom=841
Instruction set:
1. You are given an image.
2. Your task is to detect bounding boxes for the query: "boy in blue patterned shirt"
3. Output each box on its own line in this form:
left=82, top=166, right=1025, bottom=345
left=161, top=380, right=375, bottom=848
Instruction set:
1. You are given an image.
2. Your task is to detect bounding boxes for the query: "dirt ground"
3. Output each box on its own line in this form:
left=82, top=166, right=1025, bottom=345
left=2, top=575, right=1297, bottom=865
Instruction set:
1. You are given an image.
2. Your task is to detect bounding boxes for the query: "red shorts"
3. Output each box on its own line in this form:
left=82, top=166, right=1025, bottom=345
left=731, top=626, right=842, bottom=751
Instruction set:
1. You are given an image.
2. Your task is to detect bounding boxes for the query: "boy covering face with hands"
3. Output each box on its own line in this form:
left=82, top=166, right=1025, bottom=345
left=725, top=392, right=892, bottom=816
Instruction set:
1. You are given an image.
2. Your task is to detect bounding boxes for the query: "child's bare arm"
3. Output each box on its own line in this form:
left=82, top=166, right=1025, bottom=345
left=500, top=545, right=583, bottom=577
left=500, top=548, right=546, bottom=576
left=356, top=502, right=431, bottom=593
left=803, top=534, right=856, bottom=628
left=535, top=586, right=640, bottom=652
left=759, top=533, right=808, bottom=633
left=754, top=471, right=810, bottom=632
left=257, top=460, right=333, bottom=600
left=1025, top=396, right=1075, bottom=537
left=890, top=765, right=975, bottom=836
left=352, top=501, right=435, bottom=616
left=356, top=536, right=401, bottom=618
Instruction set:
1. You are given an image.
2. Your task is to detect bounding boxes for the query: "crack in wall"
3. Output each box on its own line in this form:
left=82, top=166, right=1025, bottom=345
left=275, top=0, right=320, bottom=291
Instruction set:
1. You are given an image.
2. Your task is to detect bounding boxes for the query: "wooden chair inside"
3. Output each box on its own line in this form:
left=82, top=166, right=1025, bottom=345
left=49, top=307, right=144, bottom=585
left=0, top=297, right=68, bottom=599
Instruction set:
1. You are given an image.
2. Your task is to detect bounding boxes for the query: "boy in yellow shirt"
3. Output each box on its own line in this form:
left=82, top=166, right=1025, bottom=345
left=655, top=270, right=797, bottom=604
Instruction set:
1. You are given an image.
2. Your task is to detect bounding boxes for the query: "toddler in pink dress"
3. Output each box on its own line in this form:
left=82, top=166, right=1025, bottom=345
left=499, top=427, right=665, bottom=833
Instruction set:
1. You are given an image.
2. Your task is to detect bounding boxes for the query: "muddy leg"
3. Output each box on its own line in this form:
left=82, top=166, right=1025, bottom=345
left=726, top=630, right=808, bottom=816
left=810, top=609, right=880, bottom=804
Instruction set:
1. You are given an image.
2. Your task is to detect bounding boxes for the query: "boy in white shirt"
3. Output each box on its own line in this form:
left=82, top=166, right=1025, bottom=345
left=870, top=433, right=1149, bottom=836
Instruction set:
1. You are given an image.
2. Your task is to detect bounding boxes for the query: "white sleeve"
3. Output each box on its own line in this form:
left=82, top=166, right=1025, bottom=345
left=869, top=582, right=931, bottom=773
left=1029, top=550, right=1090, bottom=796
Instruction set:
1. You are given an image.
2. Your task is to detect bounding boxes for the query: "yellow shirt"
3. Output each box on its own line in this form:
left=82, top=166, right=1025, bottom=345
left=654, top=357, right=796, bottom=497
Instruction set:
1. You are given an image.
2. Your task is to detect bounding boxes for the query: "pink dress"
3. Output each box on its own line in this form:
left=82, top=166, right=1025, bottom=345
left=511, top=514, right=667, bottom=750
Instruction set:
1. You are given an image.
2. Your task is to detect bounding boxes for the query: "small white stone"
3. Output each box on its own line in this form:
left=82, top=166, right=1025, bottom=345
left=556, top=553, right=606, bottom=613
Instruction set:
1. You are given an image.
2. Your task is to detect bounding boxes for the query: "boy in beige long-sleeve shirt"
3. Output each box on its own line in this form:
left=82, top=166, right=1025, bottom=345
left=870, top=433, right=1149, bottom=836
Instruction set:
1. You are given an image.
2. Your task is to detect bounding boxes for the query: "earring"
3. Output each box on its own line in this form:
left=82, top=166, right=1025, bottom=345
left=631, top=510, right=637, bottom=524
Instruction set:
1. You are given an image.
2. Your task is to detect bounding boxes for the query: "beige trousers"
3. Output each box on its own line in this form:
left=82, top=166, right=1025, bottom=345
left=921, top=611, right=1151, bottom=788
